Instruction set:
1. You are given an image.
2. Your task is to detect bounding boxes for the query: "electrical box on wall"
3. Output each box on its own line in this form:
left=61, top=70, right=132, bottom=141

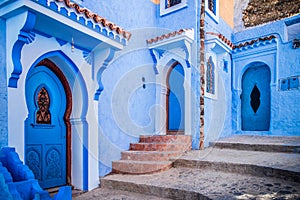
left=279, top=78, right=289, bottom=91
left=279, top=76, right=300, bottom=91
left=289, top=76, right=300, bottom=89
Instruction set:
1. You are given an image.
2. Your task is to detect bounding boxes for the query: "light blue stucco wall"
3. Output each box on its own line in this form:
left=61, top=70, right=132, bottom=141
left=232, top=15, right=300, bottom=136
left=157, top=0, right=201, bottom=149
left=0, top=18, right=8, bottom=148
left=83, top=0, right=201, bottom=175
left=204, top=12, right=233, bottom=145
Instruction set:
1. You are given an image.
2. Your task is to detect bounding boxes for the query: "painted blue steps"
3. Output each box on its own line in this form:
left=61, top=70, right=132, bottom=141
left=0, top=147, right=71, bottom=200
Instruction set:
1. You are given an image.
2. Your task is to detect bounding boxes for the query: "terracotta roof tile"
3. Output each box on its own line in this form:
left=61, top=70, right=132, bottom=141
left=56, top=0, right=131, bottom=40
left=233, top=35, right=276, bottom=49
left=206, top=32, right=234, bottom=48
left=146, top=28, right=192, bottom=44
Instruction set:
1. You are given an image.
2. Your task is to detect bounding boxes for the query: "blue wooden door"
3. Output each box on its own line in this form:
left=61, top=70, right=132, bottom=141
left=241, top=65, right=271, bottom=131
left=167, top=63, right=185, bottom=133
left=25, top=66, right=67, bottom=189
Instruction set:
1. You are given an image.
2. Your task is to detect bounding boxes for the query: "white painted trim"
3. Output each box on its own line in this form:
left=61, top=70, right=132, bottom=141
left=232, top=42, right=277, bottom=133
left=204, top=53, right=218, bottom=100
left=160, top=0, right=188, bottom=16
left=205, top=0, right=219, bottom=23
left=149, top=29, right=194, bottom=136
left=5, top=32, right=113, bottom=191
left=0, top=0, right=125, bottom=49
left=204, top=38, right=231, bottom=100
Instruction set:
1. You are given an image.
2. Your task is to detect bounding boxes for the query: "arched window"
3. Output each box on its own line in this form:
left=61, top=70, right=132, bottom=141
left=206, top=56, right=215, bottom=94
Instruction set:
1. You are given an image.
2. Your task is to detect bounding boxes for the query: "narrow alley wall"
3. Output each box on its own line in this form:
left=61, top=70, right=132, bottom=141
left=0, top=18, right=7, bottom=148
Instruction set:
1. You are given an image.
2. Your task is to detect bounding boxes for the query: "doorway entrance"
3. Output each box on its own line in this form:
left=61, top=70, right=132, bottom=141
left=166, top=62, right=185, bottom=134
left=24, top=59, right=72, bottom=189
left=241, top=64, right=271, bottom=131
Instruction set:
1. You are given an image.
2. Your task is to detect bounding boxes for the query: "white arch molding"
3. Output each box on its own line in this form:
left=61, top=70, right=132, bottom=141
left=148, top=29, right=194, bottom=135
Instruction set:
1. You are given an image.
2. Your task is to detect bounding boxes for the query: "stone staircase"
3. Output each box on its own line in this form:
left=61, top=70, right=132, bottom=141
left=112, top=135, right=192, bottom=174
left=100, top=135, right=300, bottom=199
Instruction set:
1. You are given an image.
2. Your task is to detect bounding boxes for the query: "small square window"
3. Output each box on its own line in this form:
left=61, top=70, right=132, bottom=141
left=208, top=0, right=216, bottom=14
left=205, top=0, right=219, bottom=23
left=160, top=0, right=188, bottom=16
left=167, top=0, right=182, bottom=8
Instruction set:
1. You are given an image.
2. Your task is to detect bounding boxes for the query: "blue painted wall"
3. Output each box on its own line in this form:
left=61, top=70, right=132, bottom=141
left=0, top=18, right=8, bottom=148
left=76, top=0, right=299, bottom=178
left=204, top=11, right=233, bottom=144
left=82, top=0, right=201, bottom=175
left=156, top=0, right=201, bottom=149
left=233, top=14, right=300, bottom=136
left=83, top=0, right=160, bottom=176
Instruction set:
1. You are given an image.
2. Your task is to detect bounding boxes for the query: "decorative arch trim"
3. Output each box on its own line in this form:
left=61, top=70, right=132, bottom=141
left=148, top=30, right=194, bottom=136
left=166, top=61, right=185, bottom=134
left=9, top=11, right=36, bottom=88
left=35, top=58, right=73, bottom=186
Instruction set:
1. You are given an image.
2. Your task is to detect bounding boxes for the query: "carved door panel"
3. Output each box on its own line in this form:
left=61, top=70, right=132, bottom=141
left=241, top=65, right=271, bottom=131
left=25, top=66, right=67, bottom=189
left=167, top=63, right=185, bottom=134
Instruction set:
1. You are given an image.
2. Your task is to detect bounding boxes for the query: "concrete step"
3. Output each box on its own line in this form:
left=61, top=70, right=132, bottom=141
left=173, top=149, right=300, bottom=183
left=139, top=135, right=192, bottom=144
left=101, top=167, right=300, bottom=199
left=73, top=188, right=172, bottom=200
left=121, top=151, right=182, bottom=161
left=210, top=135, right=300, bottom=153
left=112, top=160, right=172, bottom=174
left=130, top=142, right=190, bottom=152
left=112, top=135, right=192, bottom=175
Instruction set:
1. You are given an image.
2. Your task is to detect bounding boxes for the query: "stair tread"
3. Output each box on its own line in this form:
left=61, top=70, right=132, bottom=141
left=101, top=167, right=300, bottom=199
left=122, top=150, right=181, bottom=154
left=113, top=160, right=172, bottom=164
left=215, top=135, right=300, bottom=145
left=139, top=135, right=191, bottom=138
left=131, top=142, right=188, bottom=144
left=179, top=148, right=300, bottom=173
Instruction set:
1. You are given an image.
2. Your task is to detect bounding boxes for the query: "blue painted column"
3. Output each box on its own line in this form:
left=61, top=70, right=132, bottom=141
left=0, top=17, right=8, bottom=148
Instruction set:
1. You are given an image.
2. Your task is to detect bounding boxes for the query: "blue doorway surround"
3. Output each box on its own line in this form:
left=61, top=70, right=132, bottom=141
left=241, top=64, right=271, bottom=131
left=166, top=62, right=185, bottom=134
left=24, top=59, right=72, bottom=189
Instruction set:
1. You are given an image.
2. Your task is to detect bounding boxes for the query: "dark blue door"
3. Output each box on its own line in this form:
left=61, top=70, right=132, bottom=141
left=241, top=65, right=271, bottom=131
left=25, top=65, right=67, bottom=188
left=167, top=63, right=185, bottom=133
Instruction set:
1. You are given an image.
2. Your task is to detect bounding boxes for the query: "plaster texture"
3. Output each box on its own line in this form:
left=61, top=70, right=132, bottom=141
left=233, top=15, right=300, bottom=136
left=0, top=18, right=7, bottom=149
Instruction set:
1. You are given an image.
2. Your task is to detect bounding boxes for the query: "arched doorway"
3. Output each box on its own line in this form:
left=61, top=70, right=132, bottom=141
left=241, top=64, right=270, bottom=131
left=24, top=59, right=72, bottom=189
left=166, top=62, right=185, bottom=134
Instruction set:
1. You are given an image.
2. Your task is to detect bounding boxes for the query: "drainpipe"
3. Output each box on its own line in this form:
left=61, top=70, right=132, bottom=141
left=199, top=0, right=205, bottom=149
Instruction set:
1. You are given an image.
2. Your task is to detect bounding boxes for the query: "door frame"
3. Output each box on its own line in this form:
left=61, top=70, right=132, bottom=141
left=34, top=58, right=72, bottom=186
left=241, top=64, right=271, bottom=131
left=166, top=61, right=184, bottom=135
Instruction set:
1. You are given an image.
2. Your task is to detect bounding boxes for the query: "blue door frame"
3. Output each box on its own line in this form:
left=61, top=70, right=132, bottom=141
left=25, top=59, right=72, bottom=189
left=166, top=62, right=185, bottom=134
left=241, top=64, right=271, bottom=131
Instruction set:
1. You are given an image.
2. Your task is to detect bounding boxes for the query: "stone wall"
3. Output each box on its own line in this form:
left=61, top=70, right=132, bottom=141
left=0, top=18, right=7, bottom=148
left=243, top=0, right=300, bottom=27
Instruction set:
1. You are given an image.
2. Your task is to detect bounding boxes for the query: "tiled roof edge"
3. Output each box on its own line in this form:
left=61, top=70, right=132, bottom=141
left=233, top=35, right=276, bottom=50
left=206, top=32, right=234, bottom=48
left=56, top=0, right=131, bottom=40
left=146, top=28, right=192, bottom=44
